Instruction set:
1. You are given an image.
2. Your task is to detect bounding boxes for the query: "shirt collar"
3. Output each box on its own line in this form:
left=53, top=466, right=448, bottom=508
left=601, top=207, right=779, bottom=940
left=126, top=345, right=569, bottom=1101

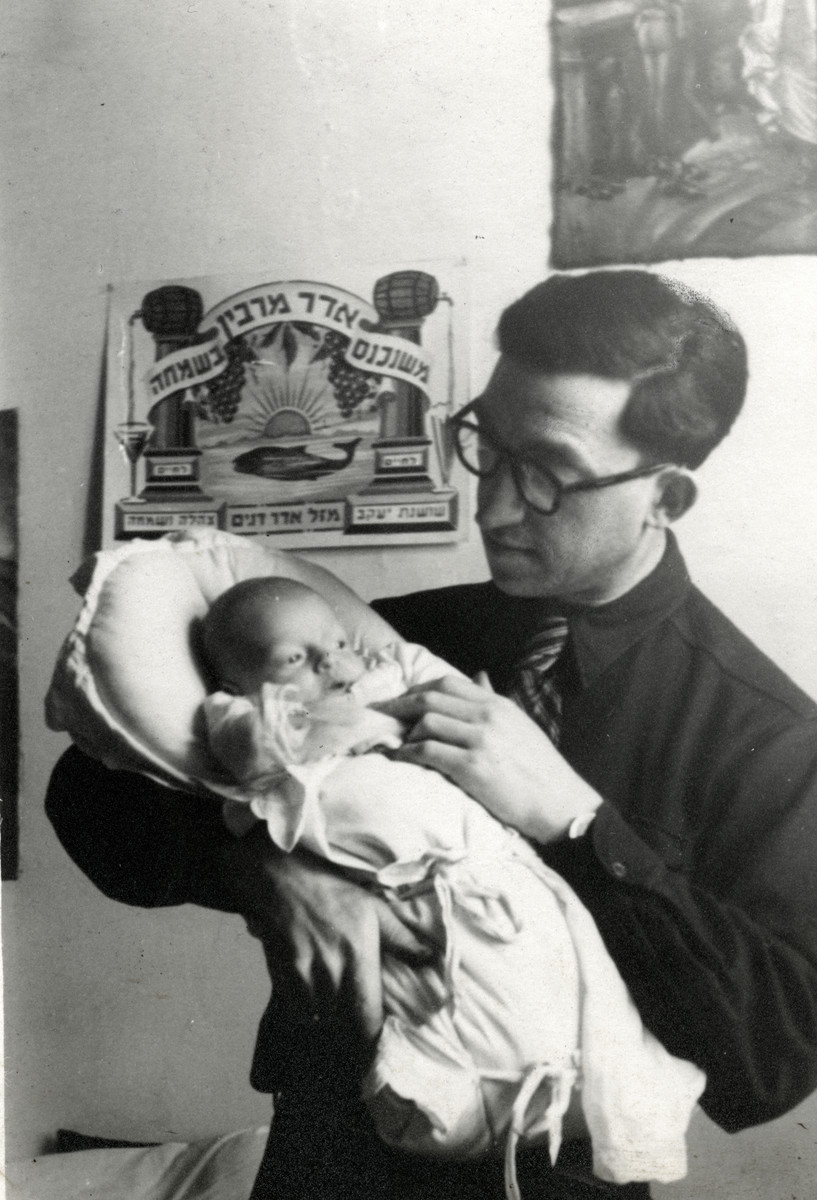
left=564, top=531, right=691, bottom=686
left=483, top=531, right=691, bottom=689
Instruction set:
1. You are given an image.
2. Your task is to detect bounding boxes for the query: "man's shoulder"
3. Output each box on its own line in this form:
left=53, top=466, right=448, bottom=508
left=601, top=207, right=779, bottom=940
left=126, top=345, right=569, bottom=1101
left=674, top=585, right=817, bottom=722
left=372, top=582, right=495, bottom=674
left=373, top=581, right=493, bottom=624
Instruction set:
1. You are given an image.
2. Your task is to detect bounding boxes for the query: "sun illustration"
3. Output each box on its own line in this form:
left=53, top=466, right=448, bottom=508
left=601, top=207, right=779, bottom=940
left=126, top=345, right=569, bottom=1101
left=236, top=326, right=338, bottom=439
left=262, top=406, right=312, bottom=438
left=240, top=376, right=334, bottom=439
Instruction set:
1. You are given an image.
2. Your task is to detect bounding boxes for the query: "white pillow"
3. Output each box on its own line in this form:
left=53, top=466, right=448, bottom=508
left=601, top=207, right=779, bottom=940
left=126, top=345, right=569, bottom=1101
left=45, top=529, right=400, bottom=793
left=6, top=1126, right=270, bottom=1200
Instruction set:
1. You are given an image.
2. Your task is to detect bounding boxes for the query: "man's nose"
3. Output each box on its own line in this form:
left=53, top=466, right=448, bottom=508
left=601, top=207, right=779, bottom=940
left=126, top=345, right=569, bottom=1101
left=476, top=465, right=526, bottom=528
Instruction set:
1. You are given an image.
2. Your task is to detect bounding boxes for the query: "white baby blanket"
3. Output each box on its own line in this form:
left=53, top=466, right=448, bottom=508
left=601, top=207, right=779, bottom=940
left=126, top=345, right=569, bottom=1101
left=245, top=751, right=705, bottom=1193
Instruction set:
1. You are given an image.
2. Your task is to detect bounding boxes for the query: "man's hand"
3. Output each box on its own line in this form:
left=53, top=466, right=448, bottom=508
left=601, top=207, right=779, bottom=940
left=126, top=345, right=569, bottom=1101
left=381, top=673, right=601, bottom=844
left=219, top=828, right=434, bottom=1041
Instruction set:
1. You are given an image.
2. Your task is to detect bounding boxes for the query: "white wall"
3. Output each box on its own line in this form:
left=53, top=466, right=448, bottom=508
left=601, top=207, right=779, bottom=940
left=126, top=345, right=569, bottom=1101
left=2, top=0, right=543, bottom=1161
left=4, top=2, right=817, bottom=1196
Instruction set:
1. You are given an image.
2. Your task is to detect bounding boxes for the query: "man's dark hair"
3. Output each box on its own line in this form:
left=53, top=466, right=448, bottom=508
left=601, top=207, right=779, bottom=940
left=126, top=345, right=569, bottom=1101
left=496, top=270, right=748, bottom=468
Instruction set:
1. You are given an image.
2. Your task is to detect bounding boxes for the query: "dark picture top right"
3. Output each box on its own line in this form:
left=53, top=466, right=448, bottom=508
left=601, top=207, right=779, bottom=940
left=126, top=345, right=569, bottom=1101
left=550, top=0, right=817, bottom=266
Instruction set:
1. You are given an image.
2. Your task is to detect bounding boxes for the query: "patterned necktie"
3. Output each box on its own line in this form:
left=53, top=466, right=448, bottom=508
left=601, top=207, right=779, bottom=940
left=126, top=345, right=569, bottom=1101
left=507, top=618, right=569, bottom=745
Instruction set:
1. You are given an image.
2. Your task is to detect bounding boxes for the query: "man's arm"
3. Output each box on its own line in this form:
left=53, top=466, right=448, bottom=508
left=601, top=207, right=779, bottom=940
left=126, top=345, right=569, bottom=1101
left=548, top=791, right=817, bottom=1133
left=45, top=745, right=432, bottom=1039
left=386, top=680, right=817, bottom=1132
left=45, top=745, right=241, bottom=910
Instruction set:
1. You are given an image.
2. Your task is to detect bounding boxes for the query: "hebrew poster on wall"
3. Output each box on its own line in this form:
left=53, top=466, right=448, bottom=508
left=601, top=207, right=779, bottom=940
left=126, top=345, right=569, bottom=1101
left=550, top=0, right=817, bottom=267
left=103, top=262, right=468, bottom=548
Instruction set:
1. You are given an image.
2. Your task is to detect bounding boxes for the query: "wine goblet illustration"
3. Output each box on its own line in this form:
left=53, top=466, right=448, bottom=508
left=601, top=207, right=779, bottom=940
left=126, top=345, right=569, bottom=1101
left=113, top=421, right=153, bottom=502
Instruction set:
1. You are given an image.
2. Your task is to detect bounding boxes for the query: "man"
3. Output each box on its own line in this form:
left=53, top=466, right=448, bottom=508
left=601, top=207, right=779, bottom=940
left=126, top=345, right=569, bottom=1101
left=46, top=270, right=817, bottom=1198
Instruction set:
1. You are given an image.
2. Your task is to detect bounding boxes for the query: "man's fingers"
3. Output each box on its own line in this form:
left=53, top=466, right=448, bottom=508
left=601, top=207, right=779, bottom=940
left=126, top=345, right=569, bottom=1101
left=385, top=691, right=489, bottom=731
left=432, top=673, right=495, bottom=699
left=274, top=927, right=381, bottom=1038
left=375, top=691, right=434, bottom=722
left=394, top=738, right=467, bottom=780
left=380, top=673, right=491, bottom=717
left=372, top=680, right=445, bottom=718
left=375, top=897, right=437, bottom=961
left=346, top=920, right=385, bottom=1041
left=403, top=710, right=477, bottom=747
left=271, top=957, right=323, bottom=1025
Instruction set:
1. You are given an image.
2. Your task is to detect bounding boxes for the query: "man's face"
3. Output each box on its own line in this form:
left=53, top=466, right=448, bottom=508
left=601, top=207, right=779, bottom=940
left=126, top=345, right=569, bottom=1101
left=475, top=359, right=667, bottom=605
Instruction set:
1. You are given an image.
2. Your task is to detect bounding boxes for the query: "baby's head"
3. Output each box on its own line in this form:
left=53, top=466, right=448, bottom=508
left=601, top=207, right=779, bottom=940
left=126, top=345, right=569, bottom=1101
left=202, top=576, right=366, bottom=702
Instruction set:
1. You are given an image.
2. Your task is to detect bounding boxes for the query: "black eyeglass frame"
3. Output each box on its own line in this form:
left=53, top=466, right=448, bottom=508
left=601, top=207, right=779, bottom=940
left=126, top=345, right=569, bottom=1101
left=450, top=398, right=672, bottom=516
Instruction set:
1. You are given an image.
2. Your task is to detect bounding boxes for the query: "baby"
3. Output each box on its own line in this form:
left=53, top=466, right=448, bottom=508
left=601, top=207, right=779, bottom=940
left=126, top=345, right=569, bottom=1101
left=201, top=576, right=412, bottom=779
left=196, top=574, right=705, bottom=1197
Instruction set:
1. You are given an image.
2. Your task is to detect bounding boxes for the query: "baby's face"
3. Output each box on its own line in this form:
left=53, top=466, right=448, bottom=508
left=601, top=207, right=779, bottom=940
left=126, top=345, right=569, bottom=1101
left=225, top=593, right=366, bottom=702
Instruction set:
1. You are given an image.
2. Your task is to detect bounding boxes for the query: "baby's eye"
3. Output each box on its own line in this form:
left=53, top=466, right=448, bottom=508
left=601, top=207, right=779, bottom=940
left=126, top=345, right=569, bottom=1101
left=337, top=639, right=347, bottom=650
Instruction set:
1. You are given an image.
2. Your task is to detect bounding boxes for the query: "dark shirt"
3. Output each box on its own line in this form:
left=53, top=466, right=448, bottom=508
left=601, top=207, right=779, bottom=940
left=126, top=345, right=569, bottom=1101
left=45, top=533, right=817, bottom=1139
left=372, top=533, right=817, bottom=1133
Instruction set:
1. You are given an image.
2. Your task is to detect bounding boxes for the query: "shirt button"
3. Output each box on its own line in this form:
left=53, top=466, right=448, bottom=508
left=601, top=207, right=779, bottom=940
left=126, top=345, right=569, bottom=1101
left=611, top=861, right=627, bottom=879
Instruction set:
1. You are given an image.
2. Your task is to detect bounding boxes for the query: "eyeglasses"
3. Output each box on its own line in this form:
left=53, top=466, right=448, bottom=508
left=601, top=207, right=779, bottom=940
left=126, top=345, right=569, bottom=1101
left=450, top=398, right=670, bottom=516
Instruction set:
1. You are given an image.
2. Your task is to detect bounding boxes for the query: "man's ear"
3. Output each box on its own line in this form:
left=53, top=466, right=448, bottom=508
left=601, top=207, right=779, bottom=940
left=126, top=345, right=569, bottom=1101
left=649, top=467, right=698, bottom=527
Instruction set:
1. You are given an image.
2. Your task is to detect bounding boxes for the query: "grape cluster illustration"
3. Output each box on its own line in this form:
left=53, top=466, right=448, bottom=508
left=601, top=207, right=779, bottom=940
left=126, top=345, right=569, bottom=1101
left=198, top=337, right=256, bottom=423
left=323, top=330, right=378, bottom=418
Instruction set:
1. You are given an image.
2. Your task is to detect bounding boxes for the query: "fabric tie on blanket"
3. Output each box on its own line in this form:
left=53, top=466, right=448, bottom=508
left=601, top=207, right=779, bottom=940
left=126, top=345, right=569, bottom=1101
left=368, top=849, right=585, bottom=1194
left=507, top=618, right=569, bottom=745
left=431, top=859, right=522, bottom=998
left=503, top=1058, right=579, bottom=1200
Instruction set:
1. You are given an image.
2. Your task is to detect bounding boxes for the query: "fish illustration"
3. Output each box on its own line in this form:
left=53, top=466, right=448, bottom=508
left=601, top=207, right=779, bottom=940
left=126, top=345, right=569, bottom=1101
left=232, top=437, right=362, bottom=481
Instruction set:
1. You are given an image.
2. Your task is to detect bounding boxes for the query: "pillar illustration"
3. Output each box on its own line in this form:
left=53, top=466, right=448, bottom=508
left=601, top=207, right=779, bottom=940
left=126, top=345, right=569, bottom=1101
left=346, top=270, right=457, bottom=534
left=114, top=285, right=225, bottom=538
left=138, top=285, right=210, bottom=500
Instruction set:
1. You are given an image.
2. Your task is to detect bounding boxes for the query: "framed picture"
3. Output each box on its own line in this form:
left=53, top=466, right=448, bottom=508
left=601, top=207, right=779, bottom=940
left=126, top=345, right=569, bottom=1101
left=550, top=0, right=817, bottom=267
left=103, top=262, right=468, bottom=549
left=1, top=407, right=19, bottom=880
